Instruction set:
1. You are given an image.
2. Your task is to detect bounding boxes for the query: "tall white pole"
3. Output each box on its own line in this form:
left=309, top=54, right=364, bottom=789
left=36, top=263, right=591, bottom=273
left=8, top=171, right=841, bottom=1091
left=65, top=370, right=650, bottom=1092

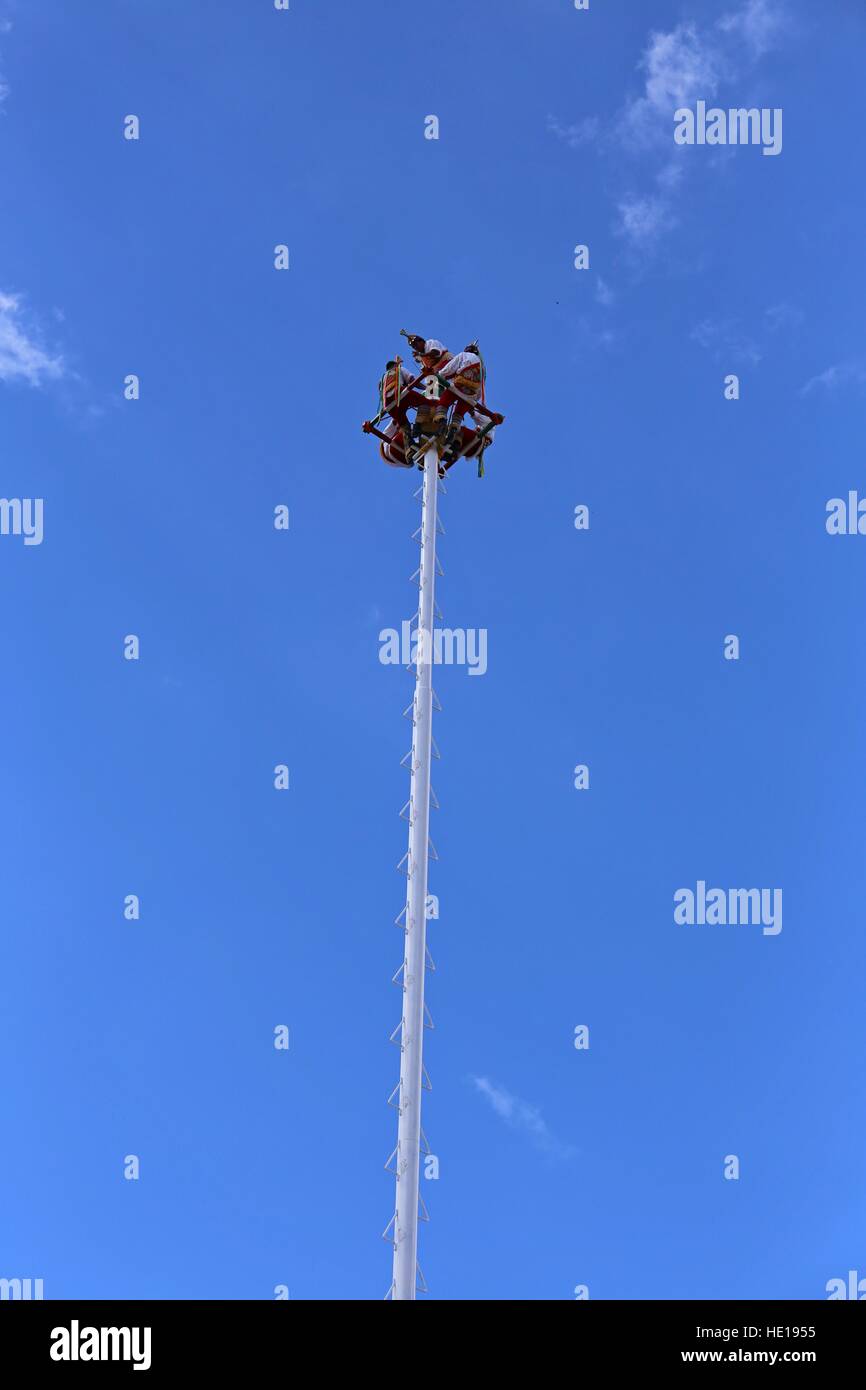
left=389, top=444, right=439, bottom=1301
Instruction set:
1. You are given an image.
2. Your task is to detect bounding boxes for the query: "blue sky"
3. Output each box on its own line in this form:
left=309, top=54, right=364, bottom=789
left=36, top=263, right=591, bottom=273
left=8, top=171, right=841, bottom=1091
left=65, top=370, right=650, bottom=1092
left=2, top=0, right=865, bottom=1301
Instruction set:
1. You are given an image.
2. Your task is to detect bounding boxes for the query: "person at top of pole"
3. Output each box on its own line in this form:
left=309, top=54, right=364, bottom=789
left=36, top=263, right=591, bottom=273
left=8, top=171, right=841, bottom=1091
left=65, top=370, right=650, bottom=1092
left=409, top=338, right=501, bottom=471
left=363, top=333, right=504, bottom=475
left=373, top=358, right=415, bottom=469
left=407, top=337, right=491, bottom=444
left=409, top=338, right=483, bottom=409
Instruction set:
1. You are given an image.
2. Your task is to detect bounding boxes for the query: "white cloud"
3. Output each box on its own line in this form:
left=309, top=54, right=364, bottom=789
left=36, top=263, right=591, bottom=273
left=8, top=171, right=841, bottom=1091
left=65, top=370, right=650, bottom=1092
left=0, top=291, right=65, bottom=386
left=763, top=302, right=803, bottom=334
left=0, top=20, right=9, bottom=104
left=645, top=24, right=720, bottom=108
left=547, top=113, right=599, bottom=149
left=718, top=0, right=784, bottom=59
left=691, top=303, right=803, bottom=368
left=619, top=22, right=721, bottom=148
left=800, top=361, right=866, bottom=397
left=570, top=315, right=618, bottom=353
left=550, top=1, right=786, bottom=251
left=616, top=193, right=676, bottom=246
left=595, top=276, right=614, bottom=307
left=656, top=158, right=686, bottom=192
left=471, top=1076, right=574, bottom=1159
left=691, top=317, right=763, bottom=365
left=615, top=4, right=785, bottom=244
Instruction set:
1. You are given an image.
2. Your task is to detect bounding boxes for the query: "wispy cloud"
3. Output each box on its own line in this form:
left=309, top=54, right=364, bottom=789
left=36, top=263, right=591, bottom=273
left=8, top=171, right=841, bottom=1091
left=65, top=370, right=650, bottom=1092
left=568, top=315, right=617, bottom=354
left=470, top=1076, right=575, bottom=1160
left=763, top=302, right=803, bottom=334
left=800, top=361, right=866, bottom=397
left=691, top=317, right=763, bottom=366
left=617, top=22, right=721, bottom=152
left=546, top=113, right=599, bottom=149
left=0, top=17, right=10, bottom=105
left=718, top=0, right=784, bottom=58
left=691, top=303, right=803, bottom=367
left=615, top=2, right=785, bottom=245
left=595, top=276, right=614, bottom=307
left=0, top=291, right=65, bottom=386
left=616, top=193, right=676, bottom=247
left=550, top=1, right=787, bottom=250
